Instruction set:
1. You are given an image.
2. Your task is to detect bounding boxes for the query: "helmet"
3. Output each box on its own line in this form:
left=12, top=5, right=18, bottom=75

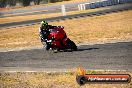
left=41, top=20, right=48, bottom=27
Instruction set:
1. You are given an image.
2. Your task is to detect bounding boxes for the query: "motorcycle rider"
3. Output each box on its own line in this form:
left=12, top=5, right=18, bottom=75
left=39, top=20, right=56, bottom=50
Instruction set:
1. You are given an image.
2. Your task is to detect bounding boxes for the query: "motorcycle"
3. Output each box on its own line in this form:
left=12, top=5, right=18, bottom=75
left=46, top=26, right=77, bottom=52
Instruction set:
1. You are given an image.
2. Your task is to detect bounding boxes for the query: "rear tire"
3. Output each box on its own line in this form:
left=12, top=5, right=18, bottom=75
left=68, top=40, right=77, bottom=51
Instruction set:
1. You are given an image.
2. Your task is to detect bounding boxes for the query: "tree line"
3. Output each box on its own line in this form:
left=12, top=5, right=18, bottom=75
left=0, top=0, right=70, bottom=8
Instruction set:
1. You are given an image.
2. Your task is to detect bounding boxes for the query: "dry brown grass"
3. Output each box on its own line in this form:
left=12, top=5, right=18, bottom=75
left=0, top=10, right=132, bottom=49
left=0, top=25, right=41, bottom=48
left=55, top=10, right=132, bottom=44
left=0, top=71, right=132, bottom=88
left=0, top=13, right=61, bottom=24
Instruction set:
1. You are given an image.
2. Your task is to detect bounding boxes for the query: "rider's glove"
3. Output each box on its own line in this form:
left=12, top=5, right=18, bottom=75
left=43, top=39, right=48, bottom=42
left=58, top=26, right=64, bottom=29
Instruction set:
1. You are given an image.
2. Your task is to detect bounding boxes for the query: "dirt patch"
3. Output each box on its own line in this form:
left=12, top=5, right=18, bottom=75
left=0, top=10, right=132, bottom=49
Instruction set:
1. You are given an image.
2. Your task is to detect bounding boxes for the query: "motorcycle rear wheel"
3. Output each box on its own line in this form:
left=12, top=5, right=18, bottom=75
left=68, top=40, right=77, bottom=51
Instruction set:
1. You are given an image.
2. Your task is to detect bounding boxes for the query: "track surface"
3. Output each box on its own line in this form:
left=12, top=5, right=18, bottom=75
left=0, top=0, right=100, bottom=17
left=0, top=42, right=132, bottom=71
left=0, top=3, right=132, bottom=29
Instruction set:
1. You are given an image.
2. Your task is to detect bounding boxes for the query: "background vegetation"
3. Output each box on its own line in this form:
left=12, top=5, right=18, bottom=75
left=0, top=0, right=70, bottom=7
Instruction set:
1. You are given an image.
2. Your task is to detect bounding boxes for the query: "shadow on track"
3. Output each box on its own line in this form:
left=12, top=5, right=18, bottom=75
left=77, top=47, right=99, bottom=51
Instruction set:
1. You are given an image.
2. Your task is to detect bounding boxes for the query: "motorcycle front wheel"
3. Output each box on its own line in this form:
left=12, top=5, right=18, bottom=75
left=52, top=46, right=59, bottom=53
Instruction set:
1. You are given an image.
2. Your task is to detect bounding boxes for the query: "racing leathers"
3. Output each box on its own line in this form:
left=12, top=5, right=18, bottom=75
left=39, top=25, right=56, bottom=50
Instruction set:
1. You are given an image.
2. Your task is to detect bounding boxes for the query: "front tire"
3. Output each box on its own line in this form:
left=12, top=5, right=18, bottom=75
left=52, top=46, right=59, bottom=53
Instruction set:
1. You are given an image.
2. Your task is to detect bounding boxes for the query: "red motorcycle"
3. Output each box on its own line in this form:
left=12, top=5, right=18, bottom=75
left=46, top=26, right=77, bottom=52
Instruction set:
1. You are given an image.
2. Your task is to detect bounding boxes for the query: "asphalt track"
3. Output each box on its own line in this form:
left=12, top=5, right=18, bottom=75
left=0, top=41, right=132, bottom=71
left=0, top=0, right=100, bottom=17
left=0, top=3, right=132, bottom=29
